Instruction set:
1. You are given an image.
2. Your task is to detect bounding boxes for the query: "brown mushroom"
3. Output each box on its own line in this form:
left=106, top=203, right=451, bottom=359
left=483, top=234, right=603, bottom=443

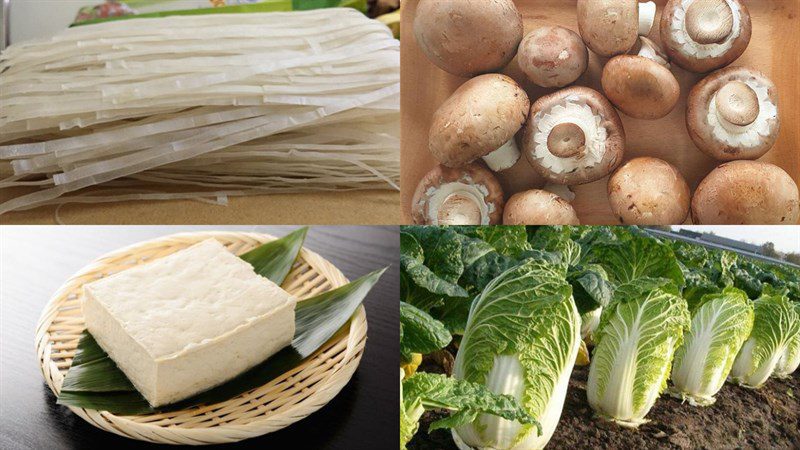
left=608, top=157, right=691, bottom=224
left=602, top=37, right=680, bottom=119
left=518, top=26, right=589, bottom=88
left=522, top=86, right=625, bottom=185
left=661, top=0, right=751, bottom=73
left=577, top=0, right=657, bottom=57
left=503, top=189, right=581, bottom=225
left=686, top=66, right=780, bottom=160
left=411, top=163, right=504, bottom=225
left=429, top=74, right=530, bottom=172
left=691, top=161, right=799, bottom=224
left=413, top=0, right=524, bottom=78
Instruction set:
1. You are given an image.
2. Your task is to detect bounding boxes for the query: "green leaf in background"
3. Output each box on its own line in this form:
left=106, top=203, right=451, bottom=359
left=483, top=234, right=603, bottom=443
left=400, top=231, right=468, bottom=298
left=588, top=232, right=685, bottom=288
left=404, top=227, right=468, bottom=284
left=452, top=232, right=496, bottom=267
left=461, top=252, right=518, bottom=295
left=682, top=271, right=721, bottom=310
left=568, top=264, right=614, bottom=315
left=436, top=297, right=474, bottom=336
left=240, top=227, right=308, bottom=284
left=452, top=226, right=531, bottom=258
left=57, top=231, right=385, bottom=415
left=400, top=302, right=452, bottom=363
left=529, top=226, right=582, bottom=265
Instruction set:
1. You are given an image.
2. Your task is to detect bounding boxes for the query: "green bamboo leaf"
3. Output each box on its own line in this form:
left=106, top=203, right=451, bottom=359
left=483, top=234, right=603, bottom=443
left=239, top=227, right=307, bottom=284
left=57, top=391, right=155, bottom=415
left=56, top=230, right=384, bottom=415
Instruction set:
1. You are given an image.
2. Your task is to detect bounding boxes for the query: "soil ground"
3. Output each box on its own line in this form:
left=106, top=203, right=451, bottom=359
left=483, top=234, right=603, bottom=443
left=409, top=351, right=800, bottom=450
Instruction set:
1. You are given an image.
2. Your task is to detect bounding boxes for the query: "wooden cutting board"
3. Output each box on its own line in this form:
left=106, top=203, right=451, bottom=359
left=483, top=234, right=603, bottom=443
left=400, top=0, right=800, bottom=225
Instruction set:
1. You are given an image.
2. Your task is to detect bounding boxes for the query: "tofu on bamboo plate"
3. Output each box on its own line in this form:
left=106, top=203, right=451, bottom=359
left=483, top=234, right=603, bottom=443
left=82, top=238, right=297, bottom=407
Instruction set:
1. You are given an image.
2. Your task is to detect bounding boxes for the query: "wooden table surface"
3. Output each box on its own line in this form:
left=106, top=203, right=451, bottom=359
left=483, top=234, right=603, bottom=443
left=0, top=225, right=399, bottom=449
left=400, top=0, right=800, bottom=225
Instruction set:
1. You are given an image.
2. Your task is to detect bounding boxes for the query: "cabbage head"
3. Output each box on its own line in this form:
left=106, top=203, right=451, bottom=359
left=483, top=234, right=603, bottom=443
left=586, top=281, right=690, bottom=427
left=452, top=259, right=580, bottom=450
left=729, top=294, right=800, bottom=387
left=669, top=287, right=754, bottom=406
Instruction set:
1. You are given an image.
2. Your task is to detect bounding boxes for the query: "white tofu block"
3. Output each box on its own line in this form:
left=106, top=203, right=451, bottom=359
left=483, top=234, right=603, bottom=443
left=82, top=238, right=296, bottom=407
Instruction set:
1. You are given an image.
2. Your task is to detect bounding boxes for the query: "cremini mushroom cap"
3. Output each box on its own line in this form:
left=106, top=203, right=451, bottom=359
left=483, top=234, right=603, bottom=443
left=686, top=66, right=780, bottom=160
left=413, top=0, right=524, bottom=77
left=660, top=0, right=752, bottom=73
left=411, top=163, right=505, bottom=225
left=577, top=0, right=655, bottom=57
left=608, top=157, right=691, bottom=224
left=503, top=189, right=580, bottom=225
left=523, top=86, right=625, bottom=185
left=429, top=74, right=530, bottom=168
left=518, top=26, right=589, bottom=88
left=602, top=55, right=681, bottom=119
left=691, top=161, right=799, bottom=224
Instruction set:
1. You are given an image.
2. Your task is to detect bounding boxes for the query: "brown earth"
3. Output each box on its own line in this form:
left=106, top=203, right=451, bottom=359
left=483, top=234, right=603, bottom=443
left=409, top=352, right=800, bottom=450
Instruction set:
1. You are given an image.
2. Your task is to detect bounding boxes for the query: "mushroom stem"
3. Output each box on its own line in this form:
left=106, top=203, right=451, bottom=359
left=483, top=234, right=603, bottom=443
left=482, top=138, right=521, bottom=172
left=437, top=192, right=483, bottom=225
left=543, top=183, right=577, bottom=202
left=636, top=37, right=670, bottom=68
left=685, top=0, right=734, bottom=44
left=715, top=81, right=759, bottom=128
left=547, top=122, right=586, bottom=158
left=638, top=1, right=657, bottom=36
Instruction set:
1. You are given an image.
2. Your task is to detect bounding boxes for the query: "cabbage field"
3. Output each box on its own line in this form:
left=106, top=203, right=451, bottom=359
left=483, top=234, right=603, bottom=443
left=400, top=226, right=800, bottom=450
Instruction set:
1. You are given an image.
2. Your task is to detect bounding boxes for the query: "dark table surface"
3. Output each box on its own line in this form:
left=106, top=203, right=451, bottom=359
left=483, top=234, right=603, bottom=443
left=0, top=225, right=399, bottom=450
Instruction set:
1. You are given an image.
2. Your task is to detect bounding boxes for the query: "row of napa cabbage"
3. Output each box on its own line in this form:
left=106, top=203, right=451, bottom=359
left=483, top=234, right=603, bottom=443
left=399, top=226, right=800, bottom=450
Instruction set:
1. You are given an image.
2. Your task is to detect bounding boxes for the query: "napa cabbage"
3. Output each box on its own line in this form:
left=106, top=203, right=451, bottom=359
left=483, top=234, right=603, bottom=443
left=669, top=287, right=754, bottom=406
left=586, top=281, right=690, bottom=427
left=452, top=259, right=581, bottom=450
left=775, top=327, right=800, bottom=378
left=729, top=293, right=800, bottom=388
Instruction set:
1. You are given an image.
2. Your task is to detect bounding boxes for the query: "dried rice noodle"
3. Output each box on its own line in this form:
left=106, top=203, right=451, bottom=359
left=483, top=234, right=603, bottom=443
left=0, top=8, right=400, bottom=214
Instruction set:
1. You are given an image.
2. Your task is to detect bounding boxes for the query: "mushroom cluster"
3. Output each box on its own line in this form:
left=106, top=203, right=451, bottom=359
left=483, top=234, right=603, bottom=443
left=410, top=0, right=794, bottom=225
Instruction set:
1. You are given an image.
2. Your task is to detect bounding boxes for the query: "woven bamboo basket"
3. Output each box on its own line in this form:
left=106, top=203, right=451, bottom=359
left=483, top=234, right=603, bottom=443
left=35, top=231, right=367, bottom=445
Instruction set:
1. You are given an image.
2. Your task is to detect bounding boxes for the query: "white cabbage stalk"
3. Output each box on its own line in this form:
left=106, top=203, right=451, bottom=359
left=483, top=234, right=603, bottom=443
left=581, top=307, right=602, bottom=343
left=669, top=288, right=754, bottom=406
left=729, top=294, right=800, bottom=388
left=587, top=287, right=690, bottom=427
left=452, top=260, right=581, bottom=450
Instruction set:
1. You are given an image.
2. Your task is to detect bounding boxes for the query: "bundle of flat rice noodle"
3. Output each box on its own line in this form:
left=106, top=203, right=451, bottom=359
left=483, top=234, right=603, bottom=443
left=0, top=8, right=400, bottom=214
